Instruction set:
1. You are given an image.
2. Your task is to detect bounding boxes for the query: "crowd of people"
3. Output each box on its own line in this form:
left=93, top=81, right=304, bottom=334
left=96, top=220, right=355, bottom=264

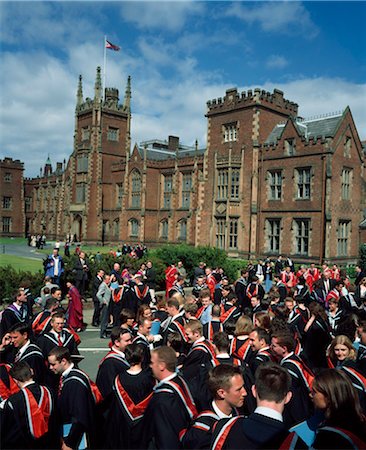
left=1, top=252, right=366, bottom=449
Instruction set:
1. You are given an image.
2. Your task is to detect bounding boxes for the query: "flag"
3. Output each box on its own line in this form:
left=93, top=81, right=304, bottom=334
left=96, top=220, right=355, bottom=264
left=106, top=40, right=120, bottom=51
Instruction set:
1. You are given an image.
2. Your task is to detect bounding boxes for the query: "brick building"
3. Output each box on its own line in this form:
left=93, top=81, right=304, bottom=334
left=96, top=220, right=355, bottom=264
left=0, top=158, right=24, bottom=237
left=202, top=87, right=365, bottom=264
left=4, top=68, right=366, bottom=264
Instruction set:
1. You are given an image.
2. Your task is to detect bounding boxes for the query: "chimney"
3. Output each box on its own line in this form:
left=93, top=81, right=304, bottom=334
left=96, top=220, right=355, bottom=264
left=168, top=135, right=179, bottom=152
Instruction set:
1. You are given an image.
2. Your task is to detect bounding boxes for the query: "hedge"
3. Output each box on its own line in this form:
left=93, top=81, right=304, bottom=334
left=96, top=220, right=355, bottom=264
left=2, top=242, right=364, bottom=304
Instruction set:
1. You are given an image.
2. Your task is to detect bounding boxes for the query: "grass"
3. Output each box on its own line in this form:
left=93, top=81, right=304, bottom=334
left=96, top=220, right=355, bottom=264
left=0, top=237, right=27, bottom=245
left=0, top=254, right=43, bottom=273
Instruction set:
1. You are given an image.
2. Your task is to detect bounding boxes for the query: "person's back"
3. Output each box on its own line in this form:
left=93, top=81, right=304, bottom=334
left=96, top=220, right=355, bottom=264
left=142, top=346, right=197, bottom=449
left=1, top=361, right=57, bottom=450
left=210, top=362, right=306, bottom=450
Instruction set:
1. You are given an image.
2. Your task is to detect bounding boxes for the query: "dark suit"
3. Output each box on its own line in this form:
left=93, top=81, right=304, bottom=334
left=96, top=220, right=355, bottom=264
left=73, top=257, right=89, bottom=297
left=92, top=275, right=103, bottom=326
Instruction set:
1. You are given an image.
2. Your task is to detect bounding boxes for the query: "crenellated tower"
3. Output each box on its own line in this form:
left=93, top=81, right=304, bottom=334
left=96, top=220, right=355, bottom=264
left=64, top=68, right=131, bottom=242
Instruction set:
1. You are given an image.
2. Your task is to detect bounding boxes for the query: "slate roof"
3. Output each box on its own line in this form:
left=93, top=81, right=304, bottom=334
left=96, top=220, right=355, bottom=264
left=265, top=112, right=344, bottom=145
left=137, top=140, right=206, bottom=161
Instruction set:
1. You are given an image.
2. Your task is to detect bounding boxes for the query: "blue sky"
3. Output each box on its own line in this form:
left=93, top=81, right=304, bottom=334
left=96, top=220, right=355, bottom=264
left=1, top=1, right=365, bottom=177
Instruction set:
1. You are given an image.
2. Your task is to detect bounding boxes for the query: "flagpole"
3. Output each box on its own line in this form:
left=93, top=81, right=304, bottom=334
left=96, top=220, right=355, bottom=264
left=103, top=35, right=107, bottom=97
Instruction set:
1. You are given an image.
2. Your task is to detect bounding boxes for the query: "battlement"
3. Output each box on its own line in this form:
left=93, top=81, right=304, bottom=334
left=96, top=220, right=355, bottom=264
left=207, top=87, right=298, bottom=115
left=0, top=157, right=24, bottom=169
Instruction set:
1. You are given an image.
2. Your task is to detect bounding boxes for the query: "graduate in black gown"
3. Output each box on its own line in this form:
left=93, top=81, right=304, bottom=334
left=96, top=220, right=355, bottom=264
left=142, top=346, right=197, bottom=450
left=48, top=347, right=99, bottom=449
left=96, top=327, right=132, bottom=399
left=1, top=361, right=57, bottom=450
left=104, top=343, right=155, bottom=449
left=210, top=363, right=306, bottom=450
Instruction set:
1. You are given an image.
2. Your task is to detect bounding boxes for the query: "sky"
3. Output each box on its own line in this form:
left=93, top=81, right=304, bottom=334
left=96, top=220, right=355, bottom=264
left=1, top=1, right=365, bottom=177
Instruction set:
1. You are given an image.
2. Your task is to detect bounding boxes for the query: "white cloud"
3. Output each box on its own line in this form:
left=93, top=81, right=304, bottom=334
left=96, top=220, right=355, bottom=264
left=120, top=1, right=205, bottom=32
left=225, top=1, right=319, bottom=38
left=266, top=55, right=288, bottom=69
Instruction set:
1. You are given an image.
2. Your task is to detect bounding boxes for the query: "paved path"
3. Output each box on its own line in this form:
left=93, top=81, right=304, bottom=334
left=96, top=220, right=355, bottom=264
left=0, top=241, right=46, bottom=260
left=74, top=307, right=111, bottom=380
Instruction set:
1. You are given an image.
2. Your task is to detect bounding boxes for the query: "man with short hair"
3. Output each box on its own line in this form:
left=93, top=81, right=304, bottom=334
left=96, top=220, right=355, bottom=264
left=8, top=323, right=45, bottom=384
left=250, top=296, right=266, bottom=316
left=248, top=327, right=273, bottom=373
left=48, top=347, right=98, bottom=449
left=0, top=288, right=30, bottom=339
left=133, top=318, right=155, bottom=369
left=1, top=361, right=55, bottom=449
left=183, top=320, right=217, bottom=381
left=197, top=289, right=213, bottom=325
left=181, top=364, right=246, bottom=449
left=91, top=269, right=104, bottom=327
left=210, top=363, right=304, bottom=449
left=142, top=346, right=197, bottom=449
left=163, top=297, right=187, bottom=344
left=271, top=332, right=314, bottom=427
left=97, top=274, right=112, bottom=339
left=96, top=327, right=131, bottom=398
left=44, top=247, right=64, bottom=286
left=73, top=251, right=89, bottom=298
left=37, top=312, right=79, bottom=358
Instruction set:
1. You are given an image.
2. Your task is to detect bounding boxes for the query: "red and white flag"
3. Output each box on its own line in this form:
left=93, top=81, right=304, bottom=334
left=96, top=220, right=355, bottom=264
left=106, top=40, right=120, bottom=51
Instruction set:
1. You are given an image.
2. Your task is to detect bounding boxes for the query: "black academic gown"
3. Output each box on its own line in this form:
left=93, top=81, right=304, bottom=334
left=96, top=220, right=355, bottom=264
left=96, top=351, right=130, bottom=399
left=210, top=413, right=306, bottom=450
left=142, top=374, right=197, bottom=450
left=104, top=369, right=155, bottom=449
left=1, top=382, right=58, bottom=449
left=58, top=368, right=97, bottom=449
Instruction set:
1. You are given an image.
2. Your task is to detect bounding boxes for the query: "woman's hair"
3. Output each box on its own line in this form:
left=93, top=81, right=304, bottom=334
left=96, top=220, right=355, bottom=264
left=254, top=312, right=271, bottom=331
left=125, top=343, right=144, bottom=366
left=137, top=304, right=151, bottom=322
left=308, top=301, right=328, bottom=322
left=234, top=315, right=253, bottom=336
left=327, top=335, right=356, bottom=362
left=312, top=369, right=365, bottom=432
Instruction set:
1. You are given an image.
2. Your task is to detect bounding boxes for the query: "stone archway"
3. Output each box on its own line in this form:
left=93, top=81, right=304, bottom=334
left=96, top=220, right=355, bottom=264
left=71, top=214, right=82, bottom=242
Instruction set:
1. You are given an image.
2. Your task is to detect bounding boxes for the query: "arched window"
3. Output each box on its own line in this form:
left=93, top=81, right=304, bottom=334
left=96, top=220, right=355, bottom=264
left=129, top=218, right=139, bottom=238
left=160, top=219, right=168, bottom=239
left=113, top=219, right=120, bottom=239
left=130, top=170, right=141, bottom=208
left=178, top=219, right=187, bottom=241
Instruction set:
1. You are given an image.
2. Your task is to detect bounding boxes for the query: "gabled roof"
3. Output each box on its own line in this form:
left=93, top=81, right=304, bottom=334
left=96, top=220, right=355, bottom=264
left=265, top=112, right=344, bottom=145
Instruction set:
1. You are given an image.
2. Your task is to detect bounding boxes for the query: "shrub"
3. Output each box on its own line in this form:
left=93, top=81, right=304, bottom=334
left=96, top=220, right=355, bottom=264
left=0, top=266, right=44, bottom=304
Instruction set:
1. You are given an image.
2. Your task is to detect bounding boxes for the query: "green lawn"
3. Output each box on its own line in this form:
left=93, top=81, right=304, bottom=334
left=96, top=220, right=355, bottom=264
left=0, top=254, right=43, bottom=273
left=0, top=237, right=27, bottom=245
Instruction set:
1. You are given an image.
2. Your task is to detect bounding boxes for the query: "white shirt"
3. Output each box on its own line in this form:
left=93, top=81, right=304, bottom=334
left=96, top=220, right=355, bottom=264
left=17, top=340, right=31, bottom=360
left=212, top=400, right=232, bottom=419
left=62, top=362, right=75, bottom=378
left=255, top=406, right=283, bottom=422
left=155, top=372, right=177, bottom=390
left=111, top=346, right=126, bottom=358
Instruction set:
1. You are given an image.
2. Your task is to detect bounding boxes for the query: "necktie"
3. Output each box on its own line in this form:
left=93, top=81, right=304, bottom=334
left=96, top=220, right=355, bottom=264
left=58, top=376, right=64, bottom=396
left=14, top=351, right=21, bottom=362
left=58, top=333, right=63, bottom=346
